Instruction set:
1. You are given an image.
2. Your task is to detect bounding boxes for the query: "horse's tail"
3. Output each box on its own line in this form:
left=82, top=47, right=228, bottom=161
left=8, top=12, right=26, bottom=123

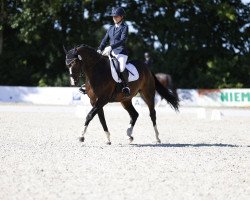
left=166, top=74, right=173, bottom=89
left=153, top=74, right=179, bottom=111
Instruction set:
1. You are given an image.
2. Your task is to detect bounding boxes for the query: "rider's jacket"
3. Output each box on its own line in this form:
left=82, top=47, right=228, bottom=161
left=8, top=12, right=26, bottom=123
left=98, top=21, right=128, bottom=55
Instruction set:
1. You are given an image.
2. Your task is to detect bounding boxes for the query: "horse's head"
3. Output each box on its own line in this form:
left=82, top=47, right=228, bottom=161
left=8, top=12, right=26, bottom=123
left=64, top=46, right=83, bottom=86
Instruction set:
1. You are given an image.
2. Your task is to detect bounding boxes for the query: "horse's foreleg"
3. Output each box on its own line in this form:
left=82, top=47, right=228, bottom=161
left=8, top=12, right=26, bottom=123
left=98, top=108, right=111, bottom=145
left=121, top=100, right=139, bottom=143
left=79, top=100, right=107, bottom=143
left=79, top=106, right=98, bottom=142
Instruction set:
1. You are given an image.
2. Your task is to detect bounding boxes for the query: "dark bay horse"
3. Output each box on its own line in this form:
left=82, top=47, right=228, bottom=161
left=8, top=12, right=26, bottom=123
left=64, top=44, right=179, bottom=144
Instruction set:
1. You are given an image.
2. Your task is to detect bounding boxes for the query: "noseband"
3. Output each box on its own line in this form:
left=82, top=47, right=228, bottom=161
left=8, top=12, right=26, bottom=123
left=66, top=57, right=77, bottom=66
left=66, top=56, right=84, bottom=82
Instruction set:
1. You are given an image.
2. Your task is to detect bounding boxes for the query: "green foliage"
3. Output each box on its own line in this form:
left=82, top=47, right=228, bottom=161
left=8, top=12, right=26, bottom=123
left=0, top=0, right=249, bottom=88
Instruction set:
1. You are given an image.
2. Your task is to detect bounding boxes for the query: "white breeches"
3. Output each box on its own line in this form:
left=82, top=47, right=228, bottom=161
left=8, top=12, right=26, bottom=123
left=111, top=52, right=128, bottom=72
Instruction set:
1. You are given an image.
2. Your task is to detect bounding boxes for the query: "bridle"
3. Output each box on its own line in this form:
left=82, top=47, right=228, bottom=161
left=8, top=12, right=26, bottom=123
left=65, top=48, right=103, bottom=85
left=66, top=54, right=84, bottom=86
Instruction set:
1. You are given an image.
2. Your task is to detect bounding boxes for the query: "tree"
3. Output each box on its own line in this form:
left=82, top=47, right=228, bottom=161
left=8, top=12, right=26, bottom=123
left=0, top=0, right=249, bottom=88
left=124, top=0, right=250, bottom=88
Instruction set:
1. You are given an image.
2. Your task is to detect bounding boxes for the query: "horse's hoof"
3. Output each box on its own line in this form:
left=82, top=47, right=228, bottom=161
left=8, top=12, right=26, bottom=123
left=156, top=139, right=161, bottom=144
left=128, top=136, right=134, bottom=144
left=106, top=141, right=111, bottom=145
left=79, top=137, right=85, bottom=142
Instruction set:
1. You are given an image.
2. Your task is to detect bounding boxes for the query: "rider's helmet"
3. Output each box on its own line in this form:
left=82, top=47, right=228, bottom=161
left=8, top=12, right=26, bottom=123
left=111, top=7, right=126, bottom=17
left=144, top=52, right=150, bottom=59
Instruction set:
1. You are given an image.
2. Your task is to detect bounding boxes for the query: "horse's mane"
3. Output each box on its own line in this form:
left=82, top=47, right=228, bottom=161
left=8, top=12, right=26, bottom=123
left=77, top=44, right=95, bottom=50
left=77, top=44, right=98, bottom=56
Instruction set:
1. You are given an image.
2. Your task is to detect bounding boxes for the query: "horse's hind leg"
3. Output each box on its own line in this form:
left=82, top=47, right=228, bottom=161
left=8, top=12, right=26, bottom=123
left=121, top=100, right=139, bottom=143
left=140, top=91, right=161, bottom=144
left=98, top=108, right=111, bottom=145
left=150, top=109, right=161, bottom=144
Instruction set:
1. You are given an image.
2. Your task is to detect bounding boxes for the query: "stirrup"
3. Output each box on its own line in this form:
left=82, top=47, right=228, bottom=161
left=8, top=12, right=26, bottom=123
left=122, top=86, right=130, bottom=97
left=79, top=85, right=86, bottom=94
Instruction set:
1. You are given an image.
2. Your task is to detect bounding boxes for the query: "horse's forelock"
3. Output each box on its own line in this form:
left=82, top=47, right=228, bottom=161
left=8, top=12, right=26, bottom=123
left=66, top=48, right=77, bottom=59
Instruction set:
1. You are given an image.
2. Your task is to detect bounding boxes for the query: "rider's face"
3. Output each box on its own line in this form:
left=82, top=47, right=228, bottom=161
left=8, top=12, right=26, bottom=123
left=113, top=16, right=123, bottom=24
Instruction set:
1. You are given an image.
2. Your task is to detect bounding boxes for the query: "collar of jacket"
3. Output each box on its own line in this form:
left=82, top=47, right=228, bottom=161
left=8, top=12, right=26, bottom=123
left=113, top=22, right=123, bottom=35
left=115, top=20, right=123, bottom=28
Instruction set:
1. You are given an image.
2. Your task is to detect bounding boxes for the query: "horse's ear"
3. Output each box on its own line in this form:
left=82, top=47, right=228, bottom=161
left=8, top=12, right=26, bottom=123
left=73, top=47, right=77, bottom=54
left=63, top=45, right=68, bottom=54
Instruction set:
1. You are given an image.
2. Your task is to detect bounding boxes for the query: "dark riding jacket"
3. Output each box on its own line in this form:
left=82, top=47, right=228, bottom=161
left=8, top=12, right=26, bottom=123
left=98, top=22, right=128, bottom=55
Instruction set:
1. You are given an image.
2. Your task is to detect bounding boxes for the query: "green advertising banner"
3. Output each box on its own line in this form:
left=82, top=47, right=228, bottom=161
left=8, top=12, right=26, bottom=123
left=178, top=89, right=250, bottom=107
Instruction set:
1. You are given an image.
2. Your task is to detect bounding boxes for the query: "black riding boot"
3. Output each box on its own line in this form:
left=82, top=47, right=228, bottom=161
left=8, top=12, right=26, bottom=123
left=120, top=71, right=130, bottom=97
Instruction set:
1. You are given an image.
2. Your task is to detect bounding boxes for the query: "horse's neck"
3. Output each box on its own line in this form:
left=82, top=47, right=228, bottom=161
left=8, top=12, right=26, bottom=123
left=80, top=49, right=99, bottom=75
left=80, top=50, right=110, bottom=86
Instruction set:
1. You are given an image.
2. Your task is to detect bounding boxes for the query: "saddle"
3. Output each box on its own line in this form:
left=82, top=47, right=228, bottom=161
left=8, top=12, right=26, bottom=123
left=107, top=54, right=139, bottom=83
left=109, top=54, right=128, bottom=80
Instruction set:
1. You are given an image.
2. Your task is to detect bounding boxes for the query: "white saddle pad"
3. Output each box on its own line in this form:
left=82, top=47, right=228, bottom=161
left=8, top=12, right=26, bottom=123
left=109, top=56, right=139, bottom=83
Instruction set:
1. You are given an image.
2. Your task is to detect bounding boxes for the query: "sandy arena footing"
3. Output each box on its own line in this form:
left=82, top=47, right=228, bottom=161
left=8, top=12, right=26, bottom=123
left=0, top=103, right=249, bottom=200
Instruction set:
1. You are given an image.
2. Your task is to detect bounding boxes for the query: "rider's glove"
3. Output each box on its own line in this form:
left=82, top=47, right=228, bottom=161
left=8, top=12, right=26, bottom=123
left=102, top=46, right=112, bottom=56
left=97, top=49, right=102, bottom=54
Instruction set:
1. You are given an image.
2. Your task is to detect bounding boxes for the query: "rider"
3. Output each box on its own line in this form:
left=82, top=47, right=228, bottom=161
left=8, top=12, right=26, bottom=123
left=97, top=7, right=130, bottom=97
left=144, top=52, right=152, bottom=65
left=144, top=52, right=153, bottom=70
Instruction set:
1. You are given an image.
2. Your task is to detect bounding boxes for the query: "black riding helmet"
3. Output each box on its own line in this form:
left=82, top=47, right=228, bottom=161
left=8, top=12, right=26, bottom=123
left=110, top=7, right=126, bottom=17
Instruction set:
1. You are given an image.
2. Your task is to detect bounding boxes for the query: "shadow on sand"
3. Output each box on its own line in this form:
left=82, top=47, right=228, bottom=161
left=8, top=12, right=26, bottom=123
left=130, top=143, right=249, bottom=148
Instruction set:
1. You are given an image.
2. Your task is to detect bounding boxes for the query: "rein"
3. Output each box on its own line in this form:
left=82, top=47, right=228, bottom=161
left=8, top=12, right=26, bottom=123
left=77, top=52, right=104, bottom=81
left=79, top=52, right=103, bottom=73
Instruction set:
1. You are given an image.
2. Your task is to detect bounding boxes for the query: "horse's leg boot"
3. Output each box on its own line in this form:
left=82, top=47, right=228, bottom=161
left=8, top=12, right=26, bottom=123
left=120, top=71, right=130, bottom=97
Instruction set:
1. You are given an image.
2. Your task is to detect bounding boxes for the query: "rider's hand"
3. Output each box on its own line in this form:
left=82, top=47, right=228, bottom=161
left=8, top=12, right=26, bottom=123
left=102, top=46, right=112, bottom=56
left=97, top=49, right=102, bottom=54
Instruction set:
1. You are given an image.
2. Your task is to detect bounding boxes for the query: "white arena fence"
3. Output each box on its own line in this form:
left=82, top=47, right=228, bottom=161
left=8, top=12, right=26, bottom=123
left=0, top=86, right=249, bottom=107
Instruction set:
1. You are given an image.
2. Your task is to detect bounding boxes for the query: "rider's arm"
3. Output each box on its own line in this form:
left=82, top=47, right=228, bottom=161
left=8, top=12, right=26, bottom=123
left=110, top=25, right=128, bottom=49
left=98, top=27, right=111, bottom=51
